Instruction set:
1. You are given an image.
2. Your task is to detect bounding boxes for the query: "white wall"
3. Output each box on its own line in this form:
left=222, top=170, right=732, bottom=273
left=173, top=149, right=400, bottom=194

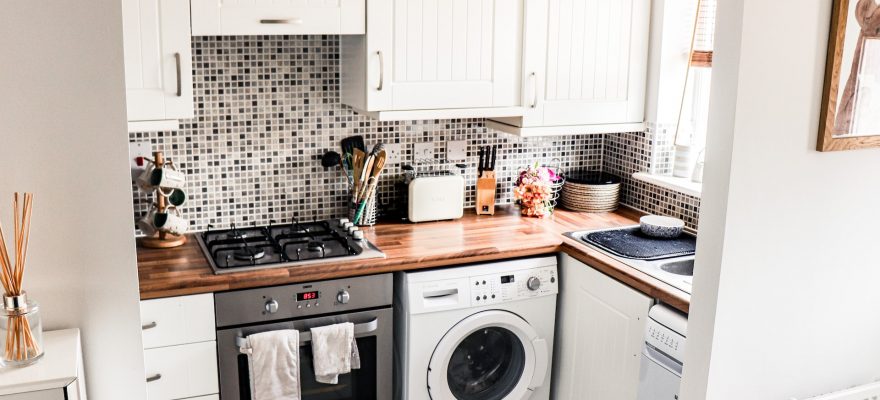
left=0, top=2, right=147, bottom=399
left=683, top=0, right=880, bottom=399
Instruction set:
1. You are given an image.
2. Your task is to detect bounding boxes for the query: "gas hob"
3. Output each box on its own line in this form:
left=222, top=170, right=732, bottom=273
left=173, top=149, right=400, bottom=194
left=196, top=218, right=385, bottom=274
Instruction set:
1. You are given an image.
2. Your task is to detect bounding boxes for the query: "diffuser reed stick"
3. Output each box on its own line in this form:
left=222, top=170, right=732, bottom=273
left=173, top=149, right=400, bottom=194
left=0, top=193, right=40, bottom=363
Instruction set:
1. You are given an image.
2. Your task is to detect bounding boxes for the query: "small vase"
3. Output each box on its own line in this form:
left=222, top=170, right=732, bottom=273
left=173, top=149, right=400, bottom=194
left=1, top=293, right=44, bottom=367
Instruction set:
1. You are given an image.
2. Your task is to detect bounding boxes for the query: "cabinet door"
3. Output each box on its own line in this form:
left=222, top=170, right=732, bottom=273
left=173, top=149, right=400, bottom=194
left=367, top=0, right=523, bottom=111
left=553, top=254, right=652, bottom=400
left=122, top=0, right=193, bottom=122
left=529, top=0, right=649, bottom=127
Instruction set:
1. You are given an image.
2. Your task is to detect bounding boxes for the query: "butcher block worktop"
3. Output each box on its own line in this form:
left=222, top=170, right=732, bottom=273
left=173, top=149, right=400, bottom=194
left=138, top=206, right=691, bottom=312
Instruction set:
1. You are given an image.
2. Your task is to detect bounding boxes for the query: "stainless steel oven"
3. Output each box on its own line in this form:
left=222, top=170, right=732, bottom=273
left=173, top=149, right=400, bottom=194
left=215, top=273, right=393, bottom=400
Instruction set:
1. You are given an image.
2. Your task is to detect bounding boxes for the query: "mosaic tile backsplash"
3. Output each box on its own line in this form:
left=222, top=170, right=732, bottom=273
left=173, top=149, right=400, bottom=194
left=602, top=130, right=702, bottom=229
left=130, top=35, right=606, bottom=232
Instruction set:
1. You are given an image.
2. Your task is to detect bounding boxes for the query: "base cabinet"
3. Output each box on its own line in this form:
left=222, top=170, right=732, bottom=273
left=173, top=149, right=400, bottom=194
left=140, top=294, right=218, bottom=400
left=553, top=254, right=652, bottom=400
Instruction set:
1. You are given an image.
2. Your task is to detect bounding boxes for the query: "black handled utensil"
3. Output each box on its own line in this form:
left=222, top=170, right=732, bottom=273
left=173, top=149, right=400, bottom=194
left=489, top=145, right=497, bottom=171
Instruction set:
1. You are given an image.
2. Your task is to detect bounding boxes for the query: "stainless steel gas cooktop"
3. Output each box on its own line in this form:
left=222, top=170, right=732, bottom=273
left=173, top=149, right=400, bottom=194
left=196, top=218, right=385, bottom=274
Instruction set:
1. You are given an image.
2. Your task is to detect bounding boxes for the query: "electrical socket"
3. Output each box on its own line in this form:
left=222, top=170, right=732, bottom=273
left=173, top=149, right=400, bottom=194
left=129, top=141, right=152, bottom=180
left=413, top=142, right=433, bottom=162
left=385, top=143, right=403, bottom=164
left=446, top=140, right=467, bottom=161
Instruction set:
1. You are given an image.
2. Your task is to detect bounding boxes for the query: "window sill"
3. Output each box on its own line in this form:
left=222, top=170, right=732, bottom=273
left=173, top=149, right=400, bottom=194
left=632, top=172, right=702, bottom=198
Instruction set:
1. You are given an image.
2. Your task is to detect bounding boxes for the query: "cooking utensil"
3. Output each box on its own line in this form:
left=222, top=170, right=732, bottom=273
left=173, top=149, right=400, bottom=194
left=478, top=147, right=485, bottom=176
left=352, top=148, right=366, bottom=196
left=321, top=151, right=341, bottom=168
left=488, top=145, right=497, bottom=171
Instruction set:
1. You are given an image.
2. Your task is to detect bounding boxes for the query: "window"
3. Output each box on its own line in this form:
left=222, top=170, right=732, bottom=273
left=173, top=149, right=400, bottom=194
left=677, top=0, right=717, bottom=151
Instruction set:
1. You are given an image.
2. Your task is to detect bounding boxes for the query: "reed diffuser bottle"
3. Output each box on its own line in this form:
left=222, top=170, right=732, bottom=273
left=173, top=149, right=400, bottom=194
left=0, top=192, right=43, bottom=367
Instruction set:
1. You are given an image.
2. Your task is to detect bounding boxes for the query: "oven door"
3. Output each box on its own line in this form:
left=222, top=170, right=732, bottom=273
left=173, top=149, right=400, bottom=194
left=216, top=307, right=392, bottom=400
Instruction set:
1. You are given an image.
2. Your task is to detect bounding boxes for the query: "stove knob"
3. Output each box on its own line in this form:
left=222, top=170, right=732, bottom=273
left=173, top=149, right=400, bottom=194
left=527, top=277, right=541, bottom=291
left=264, top=299, right=279, bottom=314
left=337, top=290, right=351, bottom=305
left=348, top=226, right=359, bottom=235
left=343, top=222, right=354, bottom=230
left=352, top=230, right=365, bottom=240
left=338, top=218, right=350, bottom=227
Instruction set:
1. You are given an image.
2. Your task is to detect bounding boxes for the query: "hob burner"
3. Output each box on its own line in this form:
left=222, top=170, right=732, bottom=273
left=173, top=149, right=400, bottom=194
left=233, top=246, right=266, bottom=261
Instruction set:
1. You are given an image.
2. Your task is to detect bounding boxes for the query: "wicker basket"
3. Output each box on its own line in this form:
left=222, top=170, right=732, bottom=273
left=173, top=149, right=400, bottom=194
left=560, top=171, right=621, bottom=212
left=350, top=189, right=378, bottom=226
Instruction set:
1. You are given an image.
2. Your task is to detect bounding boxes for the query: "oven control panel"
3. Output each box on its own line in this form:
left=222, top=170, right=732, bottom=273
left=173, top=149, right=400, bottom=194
left=214, top=273, right=393, bottom=327
left=470, top=266, right=558, bottom=305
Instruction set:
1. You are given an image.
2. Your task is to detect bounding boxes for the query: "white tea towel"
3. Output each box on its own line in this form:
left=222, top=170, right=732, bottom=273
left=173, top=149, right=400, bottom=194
left=310, top=322, right=361, bottom=384
left=248, top=329, right=301, bottom=400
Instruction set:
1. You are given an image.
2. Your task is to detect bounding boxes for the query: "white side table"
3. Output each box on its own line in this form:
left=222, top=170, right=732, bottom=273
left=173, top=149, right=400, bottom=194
left=0, top=329, right=86, bottom=400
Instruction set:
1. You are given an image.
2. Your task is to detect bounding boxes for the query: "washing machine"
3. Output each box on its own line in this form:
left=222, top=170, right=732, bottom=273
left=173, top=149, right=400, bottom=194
left=394, top=256, right=558, bottom=400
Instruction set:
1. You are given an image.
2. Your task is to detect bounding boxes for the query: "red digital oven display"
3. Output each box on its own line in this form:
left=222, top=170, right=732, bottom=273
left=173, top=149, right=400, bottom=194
left=297, top=291, right=319, bottom=301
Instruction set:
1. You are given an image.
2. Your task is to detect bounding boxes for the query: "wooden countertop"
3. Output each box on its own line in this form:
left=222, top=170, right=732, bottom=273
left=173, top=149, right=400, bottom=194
left=137, top=206, right=691, bottom=313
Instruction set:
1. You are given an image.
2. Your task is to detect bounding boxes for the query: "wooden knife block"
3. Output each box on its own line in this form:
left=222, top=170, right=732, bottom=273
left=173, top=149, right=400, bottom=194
left=476, top=171, right=497, bottom=215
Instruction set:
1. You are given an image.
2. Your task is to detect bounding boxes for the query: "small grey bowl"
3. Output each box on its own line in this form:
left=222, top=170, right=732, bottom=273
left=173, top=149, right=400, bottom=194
left=640, top=215, right=685, bottom=238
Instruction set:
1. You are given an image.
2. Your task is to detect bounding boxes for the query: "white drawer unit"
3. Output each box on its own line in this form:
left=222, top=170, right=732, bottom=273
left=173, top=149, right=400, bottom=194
left=140, top=294, right=218, bottom=400
left=140, top=293, right=215, bottom=349
left=143, top=341, right=219, bottom=400
left=191, top=0, right=365, bottom=35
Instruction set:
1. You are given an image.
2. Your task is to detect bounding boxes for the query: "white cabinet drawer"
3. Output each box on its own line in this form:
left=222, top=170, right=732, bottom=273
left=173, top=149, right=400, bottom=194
left=140, top=294, right=215, bottom=349
left=144, top=342, right=219, bottom=400
left=191, top=0, right=365, bottom=35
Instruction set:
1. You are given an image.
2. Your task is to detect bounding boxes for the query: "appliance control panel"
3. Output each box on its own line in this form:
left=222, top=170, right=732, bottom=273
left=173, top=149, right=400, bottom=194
left=470, top=266, right=558, bottom=305
left=645, top=318, right=686, bottom=362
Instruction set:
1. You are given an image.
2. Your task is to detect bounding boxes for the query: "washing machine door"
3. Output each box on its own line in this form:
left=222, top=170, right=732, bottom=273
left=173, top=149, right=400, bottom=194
left=427, top=310, right=549, bottom=400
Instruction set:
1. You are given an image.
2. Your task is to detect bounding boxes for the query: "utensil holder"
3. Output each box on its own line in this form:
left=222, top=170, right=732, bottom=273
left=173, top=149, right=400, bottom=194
left=476, top=171, right=497, bottom=215
left=1, top=293, right=43, bottom=367
left=350, top=190, right=378, bottom=226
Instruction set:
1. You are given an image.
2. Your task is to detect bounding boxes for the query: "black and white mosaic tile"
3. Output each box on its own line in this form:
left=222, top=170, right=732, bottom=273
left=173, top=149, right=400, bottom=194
left=130, top=36, right=608, bottom=232
left=602, top=131, right=702, bottom=230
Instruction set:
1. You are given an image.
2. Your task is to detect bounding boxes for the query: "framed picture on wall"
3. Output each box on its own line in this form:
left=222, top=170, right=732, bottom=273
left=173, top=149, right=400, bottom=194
left=818, top=0, right=880, bottom=151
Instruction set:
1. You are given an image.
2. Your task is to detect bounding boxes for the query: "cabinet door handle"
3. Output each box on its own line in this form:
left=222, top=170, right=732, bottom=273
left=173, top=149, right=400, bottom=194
left=141, top=321, right=157, bottom=330
left=174, top=52, right=182, bottom=97
left=146, top=373, right=162, bottom=383
left=529, top=72, right=538, bottom=108
left=259, top=18, right=303, bottom=25
left=376, top=51, right=384, bottom=91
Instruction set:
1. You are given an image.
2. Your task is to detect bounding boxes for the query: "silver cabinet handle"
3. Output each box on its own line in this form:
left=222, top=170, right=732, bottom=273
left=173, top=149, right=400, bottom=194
left=376, top=51, right=384, bottom=91
left=529, top=72, right=538, bottom=108
left=260, top=18, right=303, bottom=24
left=423, top=288, right=458, bottom=299
left=174, top=52, right=182, bottom=97
left=146, top=373, right=162, bottom=383
left=141, top=321, right=157, bottom=330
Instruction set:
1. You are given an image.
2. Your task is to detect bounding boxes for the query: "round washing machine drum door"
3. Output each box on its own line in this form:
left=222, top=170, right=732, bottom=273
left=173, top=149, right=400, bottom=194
left=427, top=310, right=549, bottom=400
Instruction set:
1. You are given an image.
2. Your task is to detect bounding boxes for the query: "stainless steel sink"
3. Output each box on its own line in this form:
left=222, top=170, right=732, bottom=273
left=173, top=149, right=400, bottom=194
left=564, top=226, right=696, bottom=294
left=659, top=259, right=694, bottom=276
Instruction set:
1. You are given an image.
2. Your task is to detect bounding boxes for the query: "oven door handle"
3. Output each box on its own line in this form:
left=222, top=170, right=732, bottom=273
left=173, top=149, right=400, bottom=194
left=236, top=318, right=379, bottom=354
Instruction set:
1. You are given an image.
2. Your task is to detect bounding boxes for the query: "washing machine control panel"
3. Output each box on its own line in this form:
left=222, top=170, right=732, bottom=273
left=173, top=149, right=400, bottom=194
left=470, top=266, right=558, bottom=305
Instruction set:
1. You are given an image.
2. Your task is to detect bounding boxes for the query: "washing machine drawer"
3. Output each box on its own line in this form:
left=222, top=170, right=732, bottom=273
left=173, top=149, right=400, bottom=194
left=636, top=346, right=681, bottom=400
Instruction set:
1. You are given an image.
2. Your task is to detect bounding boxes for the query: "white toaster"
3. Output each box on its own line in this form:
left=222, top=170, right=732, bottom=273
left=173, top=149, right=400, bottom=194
left=407, top=175, right=465, bottom=222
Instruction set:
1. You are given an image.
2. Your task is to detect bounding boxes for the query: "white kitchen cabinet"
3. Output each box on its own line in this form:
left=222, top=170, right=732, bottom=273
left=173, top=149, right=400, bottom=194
left=191, top=0, right=365, bottom=36
left=488, top=0, right=650, bottom=136
left=140, top=293, right=215, bottom=349
left=341, top=0, right=526, bottom=120
left=140, top=294, right=218, bottom=400
left=122, top=0, right=194, bottom=131
left=553, top=254, right=653, bottom=400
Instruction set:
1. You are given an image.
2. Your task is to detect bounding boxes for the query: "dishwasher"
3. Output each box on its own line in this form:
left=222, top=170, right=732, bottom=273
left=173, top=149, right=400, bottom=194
left=637, top=304, right=688, bottom=400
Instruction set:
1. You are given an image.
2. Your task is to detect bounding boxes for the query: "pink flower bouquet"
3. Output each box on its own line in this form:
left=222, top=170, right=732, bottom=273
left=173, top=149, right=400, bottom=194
left=513, top=164, right=563, bottom=218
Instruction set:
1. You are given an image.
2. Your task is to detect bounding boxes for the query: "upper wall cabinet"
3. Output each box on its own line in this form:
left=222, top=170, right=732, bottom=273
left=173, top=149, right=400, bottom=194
left=122, top=0, right=194, bottom=131
left=488, top=0, right=650, bottom=136
left=191, top=0, right=365, bottom=35
left=340, top=0, right=526, bottom=121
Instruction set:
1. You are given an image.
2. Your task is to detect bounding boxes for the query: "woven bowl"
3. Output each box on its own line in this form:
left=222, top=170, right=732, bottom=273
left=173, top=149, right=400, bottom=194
left=559, top=171, right=621, bottom=212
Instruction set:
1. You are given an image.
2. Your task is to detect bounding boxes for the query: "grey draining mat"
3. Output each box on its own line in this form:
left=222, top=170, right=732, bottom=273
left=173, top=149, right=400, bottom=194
left=582, top=227, right=697, bottom=260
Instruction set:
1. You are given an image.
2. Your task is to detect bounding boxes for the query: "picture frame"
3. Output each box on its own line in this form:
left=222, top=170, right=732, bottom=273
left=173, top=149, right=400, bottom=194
left=817, top=0, right=880, bottom=151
